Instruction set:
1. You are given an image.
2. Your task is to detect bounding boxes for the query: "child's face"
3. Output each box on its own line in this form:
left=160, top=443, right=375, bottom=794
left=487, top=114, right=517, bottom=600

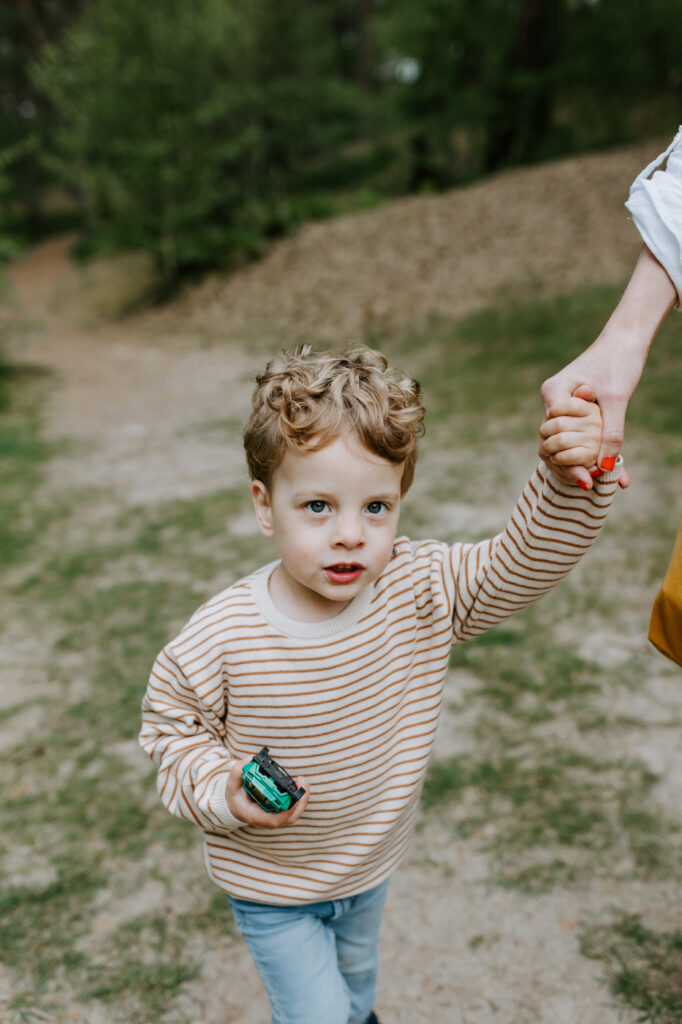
left=251, top=434, right=403, bottom=621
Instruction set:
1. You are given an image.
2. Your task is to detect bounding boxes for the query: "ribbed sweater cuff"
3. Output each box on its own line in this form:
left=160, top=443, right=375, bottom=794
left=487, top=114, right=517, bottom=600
left=207, top=768, right=243, bottom=831
left=544, top=455, right=622, bottom=491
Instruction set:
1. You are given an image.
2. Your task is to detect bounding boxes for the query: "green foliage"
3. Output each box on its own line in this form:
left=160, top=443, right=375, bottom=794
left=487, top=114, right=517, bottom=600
left=581, top=913, right=682, bottom=1024
left=0, top=137, right=39, bottom=260
left=393, top=283, right=682, bottom=451
left=0, top=328, right=52, bottom=570
left=559, top=0, right=682, bottom=146
left=7, top=0, right=682, bottom=274
left=31, top=0, right=371, bottom=278
left=376, top=0, right=682, bottom=185
left=375, top=0, right=562, bottom=183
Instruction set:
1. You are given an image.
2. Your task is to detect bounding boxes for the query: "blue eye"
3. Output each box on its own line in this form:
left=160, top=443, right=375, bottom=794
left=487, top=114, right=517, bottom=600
left=366, top=501, right=386, bottom=515
left=306, top=500, right=328, bottom=514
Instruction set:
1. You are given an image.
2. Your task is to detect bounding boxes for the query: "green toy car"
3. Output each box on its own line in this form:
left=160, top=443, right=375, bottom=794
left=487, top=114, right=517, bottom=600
left=241, top=747, right=306, bottom=813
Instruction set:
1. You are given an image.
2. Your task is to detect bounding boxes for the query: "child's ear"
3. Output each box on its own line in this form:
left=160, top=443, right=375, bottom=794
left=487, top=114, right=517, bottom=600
left=251, top=480, right=275, bottom=537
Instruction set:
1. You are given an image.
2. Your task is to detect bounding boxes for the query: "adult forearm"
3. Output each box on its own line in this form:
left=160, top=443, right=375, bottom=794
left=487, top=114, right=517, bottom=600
left=597, top=245, right=676, bottom=368
left=541, top=245, right=676, bottom=487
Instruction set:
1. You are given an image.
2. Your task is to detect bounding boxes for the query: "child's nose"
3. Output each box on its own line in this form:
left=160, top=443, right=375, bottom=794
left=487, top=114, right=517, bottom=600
left=333, top=513, right=364, bottom=548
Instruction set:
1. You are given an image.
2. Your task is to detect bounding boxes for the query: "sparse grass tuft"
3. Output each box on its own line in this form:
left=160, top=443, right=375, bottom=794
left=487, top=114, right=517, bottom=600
left=0, top=867, right=104, bottom=977
left=389, top=283, right=682, bottom=437
left=580, top=913, right=682, bottom=1024
left=82, top=960, right=198, bottom=1009
left=0, top=333, right=54, bottom=567
left=423, top=738, right=674, bottom=892
left=449, top=603, right=603, bottom=723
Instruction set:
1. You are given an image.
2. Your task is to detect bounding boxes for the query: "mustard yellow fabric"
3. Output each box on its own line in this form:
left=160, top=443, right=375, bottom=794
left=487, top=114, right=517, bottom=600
left=649, top=517, right=682, bottom=666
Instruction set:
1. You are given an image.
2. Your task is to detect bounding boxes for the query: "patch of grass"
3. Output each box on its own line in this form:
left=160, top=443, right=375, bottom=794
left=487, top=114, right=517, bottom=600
left=383, top=288, right=621, bottom=438
left=129, top=486, right=248, bottom=549
left=177, top=888, right=235, bottom=935
left=0, top=374, right=53, bottom=569
left=423, top=743, right=674, bottom=892
left=498, top=858, right=583, bottom=891
left=449, top=604, right=602, bottom=724
left=125, top=485, right=272, bottom=581
left=60, top=579, right=202, bottom=734
left=0, top=866, right=104, bottom=975
left=0, top=714, right=204, bottom=1013
left=580, top=913, right=682, bottom=1024
left=619, top=806, right=671, bottom=876
left=0, top=471, right=264, bottom=1013
left=421, top=755, right=469, bottom=806
left=82, top=960, right=198, bottom=1010
left=384, top=283, right=682, bottom=439
left=75, top=894, right=234, bottom=1016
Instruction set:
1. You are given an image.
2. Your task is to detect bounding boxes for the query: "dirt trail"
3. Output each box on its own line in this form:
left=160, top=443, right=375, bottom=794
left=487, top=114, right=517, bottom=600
left=7, top=237, right=255, bottom=507
left=3, top=139, right=679, bottom=1024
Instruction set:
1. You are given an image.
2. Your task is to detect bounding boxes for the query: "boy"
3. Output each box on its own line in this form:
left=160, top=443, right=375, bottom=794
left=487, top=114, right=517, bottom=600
left=140, top=345, right=617, bottom=1024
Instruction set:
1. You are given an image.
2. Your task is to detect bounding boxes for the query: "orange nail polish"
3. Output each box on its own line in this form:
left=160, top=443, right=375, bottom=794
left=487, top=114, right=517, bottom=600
left=590, top=469, right=601, bottom=478
left=600, top=455, right=616, bottom=471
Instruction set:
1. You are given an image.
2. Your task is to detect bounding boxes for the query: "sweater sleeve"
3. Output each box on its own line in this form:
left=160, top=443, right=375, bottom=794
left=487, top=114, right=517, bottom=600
left=625, top=127, right=682, bottom=308
left=139, top=643, right=242, bottom=833
left=447, top=460, right=620, bottom=643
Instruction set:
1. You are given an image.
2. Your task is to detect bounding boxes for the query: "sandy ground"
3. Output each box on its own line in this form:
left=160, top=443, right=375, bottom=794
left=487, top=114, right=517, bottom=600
left=3, top=137, right=681, bottom=1023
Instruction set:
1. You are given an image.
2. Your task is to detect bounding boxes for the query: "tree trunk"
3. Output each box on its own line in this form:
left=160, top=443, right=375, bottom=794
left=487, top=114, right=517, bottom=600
left=484, top=0, right=562, bottom=172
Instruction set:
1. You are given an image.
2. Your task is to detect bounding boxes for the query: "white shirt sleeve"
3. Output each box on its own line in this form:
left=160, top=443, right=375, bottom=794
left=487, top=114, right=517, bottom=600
left=625, top=127, right=682, bottom=308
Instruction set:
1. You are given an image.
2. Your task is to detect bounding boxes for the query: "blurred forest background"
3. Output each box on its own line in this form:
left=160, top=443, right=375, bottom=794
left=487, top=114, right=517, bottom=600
left=2, top=0, right=682, bottom=283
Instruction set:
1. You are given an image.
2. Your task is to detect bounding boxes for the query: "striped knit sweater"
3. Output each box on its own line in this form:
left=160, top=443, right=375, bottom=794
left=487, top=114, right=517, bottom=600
left=139, top=461, right=619, bottom=904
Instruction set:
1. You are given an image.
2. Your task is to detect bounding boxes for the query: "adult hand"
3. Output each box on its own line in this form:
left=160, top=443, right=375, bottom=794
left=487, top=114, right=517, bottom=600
left=541, top=351, right=633, bottom=490
left=226, top=757, right=310, bottom=829
left=540, top=246, right=677, bottom=491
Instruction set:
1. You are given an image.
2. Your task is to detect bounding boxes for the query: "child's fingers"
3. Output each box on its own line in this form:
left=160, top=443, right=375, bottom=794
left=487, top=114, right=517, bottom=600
left=541, top=428, right=599, bottom=456
left=225, top=759, right=262, bottom=823
left=540, top=407, right=601, bottom=438
left=617, top=464, right=631, bottom=490
left=540, top=415, right=578, bottom=440
left=571, top=383, right=596, bottom=403
left=538, top=449, right=595, bottom=489
left=536, top=454, right=589, bottom=489
left=226, top=760, right=310, bottom=829
left=253, top=781, right=309, bottom=829
left=543, top=444, right=600, bottom=466
left=226, top=757, right=251, bottom=800
left=246, top=778, right=309, bottom=830
left=543, top=396, right=597, bottom=421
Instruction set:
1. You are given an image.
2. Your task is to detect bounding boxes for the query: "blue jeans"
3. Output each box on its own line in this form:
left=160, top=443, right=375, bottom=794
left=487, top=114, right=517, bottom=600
left=228, top=877, right=390, bottom=1024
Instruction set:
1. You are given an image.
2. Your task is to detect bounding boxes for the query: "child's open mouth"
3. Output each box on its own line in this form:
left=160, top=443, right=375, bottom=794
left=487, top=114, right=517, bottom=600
left=324, top=563, right=364, bottom=584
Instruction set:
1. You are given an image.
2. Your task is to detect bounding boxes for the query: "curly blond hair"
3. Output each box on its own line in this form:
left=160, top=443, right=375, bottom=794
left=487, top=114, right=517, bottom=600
left=243, top=345, right=425, bottom=495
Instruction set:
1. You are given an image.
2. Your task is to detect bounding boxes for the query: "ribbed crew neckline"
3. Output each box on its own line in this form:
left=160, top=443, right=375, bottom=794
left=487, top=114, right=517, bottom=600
left=248, top=561, right=374, bottom=640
